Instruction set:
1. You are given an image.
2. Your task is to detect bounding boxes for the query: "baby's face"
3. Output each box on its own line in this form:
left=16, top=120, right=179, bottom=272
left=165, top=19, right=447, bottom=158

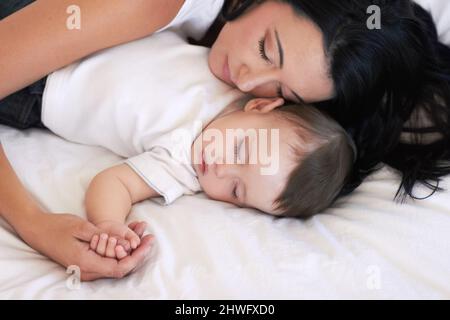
left=191, top=104, right=299, bottom=215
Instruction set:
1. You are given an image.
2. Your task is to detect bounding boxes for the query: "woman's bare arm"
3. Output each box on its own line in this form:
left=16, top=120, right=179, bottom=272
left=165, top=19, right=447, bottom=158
left=0, top=144, right=154, bottom=281
left=0, top=144, right=43, bottom=233
left=0, top=0, right=184, bottom=99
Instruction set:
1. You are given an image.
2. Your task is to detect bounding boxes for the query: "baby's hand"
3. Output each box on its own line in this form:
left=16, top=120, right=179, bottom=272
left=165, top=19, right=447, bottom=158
left=90, top=220, right=142, bottom=259
left=90, top=233, right=128, bottom=259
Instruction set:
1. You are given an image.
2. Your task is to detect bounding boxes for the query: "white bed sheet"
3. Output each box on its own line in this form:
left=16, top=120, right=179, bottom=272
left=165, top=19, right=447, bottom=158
left=0, top=125, right=449, bottom=299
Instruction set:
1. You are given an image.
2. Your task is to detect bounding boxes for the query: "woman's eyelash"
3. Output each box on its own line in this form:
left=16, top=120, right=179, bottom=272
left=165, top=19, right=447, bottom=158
left=258, top=38, right=270, bottom=61
left=277, top=85, right=283, bottom=98
left=259, top=38, right=283, bottom=97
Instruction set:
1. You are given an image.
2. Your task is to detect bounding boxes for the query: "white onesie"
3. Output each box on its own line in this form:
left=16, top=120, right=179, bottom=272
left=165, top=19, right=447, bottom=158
left=42, top=31, right=246, bottom=204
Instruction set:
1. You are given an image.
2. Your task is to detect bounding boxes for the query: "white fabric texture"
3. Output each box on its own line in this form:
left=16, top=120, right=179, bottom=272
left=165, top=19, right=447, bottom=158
left=42, top=31, right=245, bottom=204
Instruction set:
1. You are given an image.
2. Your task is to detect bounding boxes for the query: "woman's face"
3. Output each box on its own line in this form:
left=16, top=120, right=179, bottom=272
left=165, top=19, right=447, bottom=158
left=209, top=0, right=335, bottom=104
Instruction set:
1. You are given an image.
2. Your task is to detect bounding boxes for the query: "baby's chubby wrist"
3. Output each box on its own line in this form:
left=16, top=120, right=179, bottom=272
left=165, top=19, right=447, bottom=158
left=85, top=204, right=126, bottom=226
left=91, top=218, right=125, bottom=226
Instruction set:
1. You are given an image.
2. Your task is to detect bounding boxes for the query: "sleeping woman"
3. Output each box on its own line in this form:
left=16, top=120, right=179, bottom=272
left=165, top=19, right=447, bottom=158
left=0, top=0, right=449, bottom=280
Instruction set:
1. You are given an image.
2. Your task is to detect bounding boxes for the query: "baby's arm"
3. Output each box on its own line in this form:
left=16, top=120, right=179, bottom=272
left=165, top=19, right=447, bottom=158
left=85, top=164, right=160, bottom=258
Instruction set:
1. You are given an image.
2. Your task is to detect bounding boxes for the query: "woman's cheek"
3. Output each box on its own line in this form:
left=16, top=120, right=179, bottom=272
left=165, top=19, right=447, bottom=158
left=208, top=48, right=220, bottom=77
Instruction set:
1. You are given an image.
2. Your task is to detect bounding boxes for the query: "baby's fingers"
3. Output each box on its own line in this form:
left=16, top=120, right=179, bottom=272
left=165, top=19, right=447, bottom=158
left=115, top=245, right=128, bottom=260
left=105, top=237, right=117, bottom=258
left=95, top=233, right=108, bottom=256
left=116, top=238, right=131, bottom=252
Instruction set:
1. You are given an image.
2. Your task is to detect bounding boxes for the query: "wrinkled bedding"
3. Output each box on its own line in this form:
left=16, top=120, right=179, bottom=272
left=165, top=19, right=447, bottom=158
left=0, top=126, right=449, bottom=299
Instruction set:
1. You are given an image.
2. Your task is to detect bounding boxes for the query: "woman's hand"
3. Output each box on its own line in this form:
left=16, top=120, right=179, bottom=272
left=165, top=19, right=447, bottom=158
left=20, top=213, right=153, bottom=281
left=1, top=144, right=154, bottom=281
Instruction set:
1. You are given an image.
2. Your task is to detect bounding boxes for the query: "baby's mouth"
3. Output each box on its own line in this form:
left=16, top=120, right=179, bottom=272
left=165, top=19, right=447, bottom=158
left=201, top=150, right=208, bottom=175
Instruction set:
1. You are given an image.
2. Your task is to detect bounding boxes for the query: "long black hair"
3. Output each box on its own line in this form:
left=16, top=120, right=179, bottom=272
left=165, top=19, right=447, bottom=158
left=222, top=0, right=450, bottom=201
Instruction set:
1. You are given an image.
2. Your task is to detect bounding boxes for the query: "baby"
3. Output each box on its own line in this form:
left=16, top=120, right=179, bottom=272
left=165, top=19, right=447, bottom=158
left=86, top=99, right=356, bottom=259
left=0, top=31, right=355, bottom=259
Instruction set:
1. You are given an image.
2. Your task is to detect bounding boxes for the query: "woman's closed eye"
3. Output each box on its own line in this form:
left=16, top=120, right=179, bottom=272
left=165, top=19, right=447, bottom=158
left=258, top=37, right=284, bottom=98
left=258, top=38, right=270, bottom=62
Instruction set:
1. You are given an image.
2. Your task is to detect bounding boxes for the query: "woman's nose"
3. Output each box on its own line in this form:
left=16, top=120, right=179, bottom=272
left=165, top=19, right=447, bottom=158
left=235, top=65, right=279, bottom=96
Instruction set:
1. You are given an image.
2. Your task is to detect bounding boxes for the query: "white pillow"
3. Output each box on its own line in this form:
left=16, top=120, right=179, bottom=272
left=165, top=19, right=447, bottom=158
left=414, top=0, right=450, bottom=45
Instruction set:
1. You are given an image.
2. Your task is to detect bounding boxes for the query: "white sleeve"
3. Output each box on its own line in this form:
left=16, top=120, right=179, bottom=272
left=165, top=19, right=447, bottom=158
left=156, top=0, right=225, bottom=40
left=125, top=148, right=201, bottom=205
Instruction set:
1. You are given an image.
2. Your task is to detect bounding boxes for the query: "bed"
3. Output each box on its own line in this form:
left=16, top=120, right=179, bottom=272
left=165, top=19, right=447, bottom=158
left=0, top=0, right=449, bottom=299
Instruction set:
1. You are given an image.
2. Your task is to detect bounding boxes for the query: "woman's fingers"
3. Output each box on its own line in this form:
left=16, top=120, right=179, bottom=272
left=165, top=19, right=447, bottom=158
left=125, top=228, right=141, bottom=250
left=80, top=248, right=122, bottom=279
left=78, top=234, right=154, bottom=280
left=128, top=221, right=147, bottom=238
left=127, top=221, right=139, bottom=230
left=135, top=221, right=148, bottom=238
left=114, top=234, right=154, bottom=277
left=76, top=220, right=153, bottom=280
left=115, top=245, right=128, bottom=260
left=116, top=238, right=131, bottom=252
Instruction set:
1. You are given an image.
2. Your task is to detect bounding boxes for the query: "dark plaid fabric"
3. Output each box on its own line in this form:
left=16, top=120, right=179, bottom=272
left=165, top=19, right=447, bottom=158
left=0, top=0, right=47, bottom=129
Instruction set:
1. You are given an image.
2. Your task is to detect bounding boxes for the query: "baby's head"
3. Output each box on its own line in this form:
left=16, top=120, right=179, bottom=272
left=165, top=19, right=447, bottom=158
left=191, top=98, right=356, bottom=218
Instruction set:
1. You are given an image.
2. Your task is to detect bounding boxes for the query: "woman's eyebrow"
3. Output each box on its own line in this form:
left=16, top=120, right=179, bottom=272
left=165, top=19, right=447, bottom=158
left=274, top=29, right=284, bottom=68
left=275, top=29, right=305, bottom=104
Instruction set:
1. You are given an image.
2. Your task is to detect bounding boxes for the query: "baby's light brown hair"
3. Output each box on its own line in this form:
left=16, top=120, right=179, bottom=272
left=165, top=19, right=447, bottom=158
left=272, top=104, right=356, bottom=218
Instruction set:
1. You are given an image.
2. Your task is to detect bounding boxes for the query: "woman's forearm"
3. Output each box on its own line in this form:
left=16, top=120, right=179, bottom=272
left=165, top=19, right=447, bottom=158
left=0, top=144, right=44, bottom=235
left=0, top=0, right=184, bottom=99
left=0, top=146, right=152, bottom=281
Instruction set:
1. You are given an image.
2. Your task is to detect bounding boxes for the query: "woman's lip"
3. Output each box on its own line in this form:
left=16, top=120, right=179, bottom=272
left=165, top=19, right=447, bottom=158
left=222, top=56, right=234, bottom=86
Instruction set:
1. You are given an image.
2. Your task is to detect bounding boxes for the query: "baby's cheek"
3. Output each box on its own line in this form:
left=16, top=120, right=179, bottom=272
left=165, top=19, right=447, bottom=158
left=200, top=177, right=225, bottom=201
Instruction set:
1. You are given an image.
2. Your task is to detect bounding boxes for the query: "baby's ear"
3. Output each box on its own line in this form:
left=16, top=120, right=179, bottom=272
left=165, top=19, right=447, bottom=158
left=244, top=98, right=284, bottom=113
